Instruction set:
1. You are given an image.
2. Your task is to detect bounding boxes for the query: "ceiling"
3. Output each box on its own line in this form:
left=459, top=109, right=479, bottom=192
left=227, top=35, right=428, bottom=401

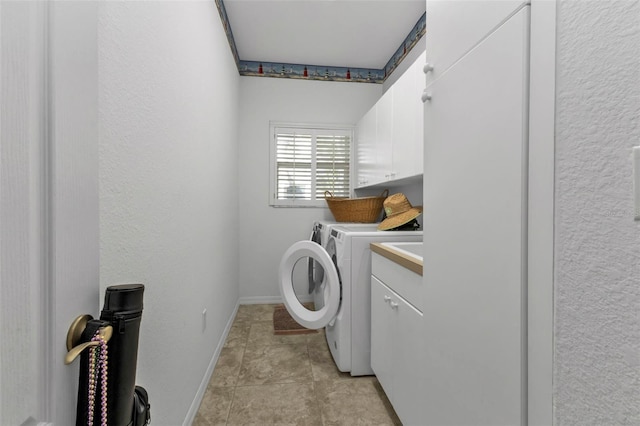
left=222, top=0, right=426, bottom=70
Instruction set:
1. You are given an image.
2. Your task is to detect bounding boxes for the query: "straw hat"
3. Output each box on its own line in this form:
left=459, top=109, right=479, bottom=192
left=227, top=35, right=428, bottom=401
left=377, top=193, right=422, bottom=231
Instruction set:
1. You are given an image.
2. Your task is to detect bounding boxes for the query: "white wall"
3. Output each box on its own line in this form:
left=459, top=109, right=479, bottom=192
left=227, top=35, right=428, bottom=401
left=98, top=2, right=240, bottom=424
left=554, top=0, right=640, bottom=424
left=237, top=77, right=381, bottom=300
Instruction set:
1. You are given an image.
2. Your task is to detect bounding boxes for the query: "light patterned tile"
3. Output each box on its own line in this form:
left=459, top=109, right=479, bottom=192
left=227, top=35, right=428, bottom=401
left=305, top=328, right=327, bottom=345
left=315, top=377, right=401, bottom=426
left=227, top=383, right=322, bottom=426
left=193, top=386, right=234, bottom=426
left=246, top=320, right=311, bottom=347
left=308, top=341, right=352, bottom=382
left=234, top=304, right=278, bottom=323
left=238, top=344, right=312, bottom=386
left=224, top=323, right=251, bottom=349
left=209, top=346, right=244, bottom=387
left=194, top=304, right=403, bottom=425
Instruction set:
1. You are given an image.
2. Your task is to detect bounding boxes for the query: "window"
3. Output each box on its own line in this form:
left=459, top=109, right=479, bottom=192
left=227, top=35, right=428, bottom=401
left=270, top=123, right=353, bottom=207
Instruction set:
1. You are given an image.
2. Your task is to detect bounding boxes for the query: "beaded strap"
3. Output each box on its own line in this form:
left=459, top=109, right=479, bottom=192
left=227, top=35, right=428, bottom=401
left=87, top=330, right=108, bottom=426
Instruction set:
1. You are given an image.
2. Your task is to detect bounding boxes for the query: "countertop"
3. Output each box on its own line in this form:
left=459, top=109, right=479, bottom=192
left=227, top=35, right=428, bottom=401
left=370, top=242, right=423, bottom=276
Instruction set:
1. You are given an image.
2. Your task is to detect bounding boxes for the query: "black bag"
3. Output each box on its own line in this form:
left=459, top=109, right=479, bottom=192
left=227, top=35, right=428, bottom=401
left=133, top=386, right=151, bottom=426
left=100, top=284, right=145, bottom=426
left=75, top=284, right=148, bottom=426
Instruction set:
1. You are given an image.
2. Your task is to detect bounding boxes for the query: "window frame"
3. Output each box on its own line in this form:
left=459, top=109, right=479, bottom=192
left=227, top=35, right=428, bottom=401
left=269, top=122, right=354, bottom=208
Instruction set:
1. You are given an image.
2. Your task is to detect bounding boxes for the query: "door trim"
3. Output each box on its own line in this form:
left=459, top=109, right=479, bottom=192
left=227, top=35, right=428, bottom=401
left=0, top=1, right=52, bottom=422
left=528, top=1, right=556, bottom=424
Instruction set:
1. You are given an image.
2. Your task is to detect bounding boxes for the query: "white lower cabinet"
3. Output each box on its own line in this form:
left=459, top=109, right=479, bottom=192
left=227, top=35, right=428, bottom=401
left=371, top=275, right=424, bottom=425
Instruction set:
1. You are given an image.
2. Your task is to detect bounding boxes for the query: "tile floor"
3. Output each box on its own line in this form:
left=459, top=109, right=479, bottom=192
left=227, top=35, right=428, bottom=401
left=193, top=304, right=401, bottom=425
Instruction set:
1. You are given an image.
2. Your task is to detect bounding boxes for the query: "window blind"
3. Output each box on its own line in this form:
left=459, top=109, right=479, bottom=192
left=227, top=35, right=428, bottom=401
left=275, top=131, right=313, bottom=200
left=315, top=133, right=350, bottom=198
left=272, top=126, right=352, bottom=206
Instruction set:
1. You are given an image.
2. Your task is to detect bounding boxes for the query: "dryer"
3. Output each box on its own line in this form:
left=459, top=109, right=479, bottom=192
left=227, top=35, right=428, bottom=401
left=307, top=221, right=379, bottom=295
left=280, top=224, right=423, bottom=376
left=307, top=220, right=347, bottom=297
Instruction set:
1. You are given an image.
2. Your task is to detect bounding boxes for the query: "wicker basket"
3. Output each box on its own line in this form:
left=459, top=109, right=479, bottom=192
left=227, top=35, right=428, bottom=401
left=324, top=189, right=389, bottom=223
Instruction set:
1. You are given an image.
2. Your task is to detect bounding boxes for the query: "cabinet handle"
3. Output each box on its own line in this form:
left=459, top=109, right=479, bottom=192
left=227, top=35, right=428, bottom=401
left=421, top=91, right=432, bottom=103
left=423, top=63, right=434, bottom=74
left=383, top=295, right=391, bottom=303
left=390, top=301, right=399, bottom=309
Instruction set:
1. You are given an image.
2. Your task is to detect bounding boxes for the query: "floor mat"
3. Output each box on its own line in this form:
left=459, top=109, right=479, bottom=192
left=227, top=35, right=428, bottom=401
left=273, top=304, right=318, bottom=335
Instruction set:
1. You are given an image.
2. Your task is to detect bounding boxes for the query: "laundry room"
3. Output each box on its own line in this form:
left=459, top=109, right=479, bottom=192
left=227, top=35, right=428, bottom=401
left=2, top=0, right=639, bottom=425
left=237, top=77, right=424, bottom=305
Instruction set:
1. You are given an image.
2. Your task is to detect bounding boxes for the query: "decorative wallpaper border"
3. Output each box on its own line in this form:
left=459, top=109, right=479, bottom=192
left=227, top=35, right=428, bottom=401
left=214, top=0, right=425, bottom=84
left=237, top=62, right=385, bottom=83
left=384, top=12, right=426, bottom=79
left=215, top=0, right=240, bottom=65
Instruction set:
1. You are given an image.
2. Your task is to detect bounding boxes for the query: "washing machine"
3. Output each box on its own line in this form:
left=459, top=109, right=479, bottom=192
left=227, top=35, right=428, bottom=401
left=307, top=221, right=379, bottom=295
left=280, top=224, right=423, bottom=376
left=307, top=220, right=343, bottom=294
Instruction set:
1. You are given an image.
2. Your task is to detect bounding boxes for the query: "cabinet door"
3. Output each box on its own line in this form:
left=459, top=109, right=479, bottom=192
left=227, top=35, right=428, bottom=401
left=355, top=106, right=376, bottom=187
left=374, top=88, right=393, bottom=184
left=370, top=276, right=394, bottom=398
left=392, top=51, right=425, bottom=180
left=425, top=0, right=527, bottom=86
left=394, top=296, right=425, bottom=426
left=413, top=50, right=425, bottom=174
left=422, top=7, right=529, bottom=425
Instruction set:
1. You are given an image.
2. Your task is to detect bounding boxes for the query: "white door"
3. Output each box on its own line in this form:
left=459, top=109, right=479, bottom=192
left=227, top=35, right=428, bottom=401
left=422, top=7, right=529, bottom=425
left=279, top=240, right=341, bottom=329
left=0, top=2, right=99, bottom=424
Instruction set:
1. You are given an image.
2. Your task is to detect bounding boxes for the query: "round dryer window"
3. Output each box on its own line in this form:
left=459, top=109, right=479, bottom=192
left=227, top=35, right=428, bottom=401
left=279, top=240, right=341, bottom=329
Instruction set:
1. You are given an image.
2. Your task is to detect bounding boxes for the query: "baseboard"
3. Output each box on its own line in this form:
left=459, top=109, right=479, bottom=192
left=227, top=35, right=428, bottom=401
left=238, top=295, right=313, bottom=305
left=238, top=295, right=283, bottom=304
left=182, top=300, right=240, bottom=426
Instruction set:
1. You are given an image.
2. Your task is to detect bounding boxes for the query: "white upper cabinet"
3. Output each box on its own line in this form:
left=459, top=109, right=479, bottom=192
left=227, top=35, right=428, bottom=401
left=355, top=106, right=377, bottom=187
left=393, top=51, right=426, bottom=181
left=374, top=88, right=394, bottom=184
left=355, top=52, right=426, bottom=189
left=424, top=0, right=528, bottom=86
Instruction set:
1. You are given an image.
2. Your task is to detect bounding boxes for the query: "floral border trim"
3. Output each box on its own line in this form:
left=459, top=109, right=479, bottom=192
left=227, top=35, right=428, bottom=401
left=215, top=0, right=425, bottom=84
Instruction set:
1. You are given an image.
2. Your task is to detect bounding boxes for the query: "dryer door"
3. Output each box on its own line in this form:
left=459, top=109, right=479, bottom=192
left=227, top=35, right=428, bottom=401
left=279, top=240, right=340, bottom=329
left=307, top=226, right=324, bottom=294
